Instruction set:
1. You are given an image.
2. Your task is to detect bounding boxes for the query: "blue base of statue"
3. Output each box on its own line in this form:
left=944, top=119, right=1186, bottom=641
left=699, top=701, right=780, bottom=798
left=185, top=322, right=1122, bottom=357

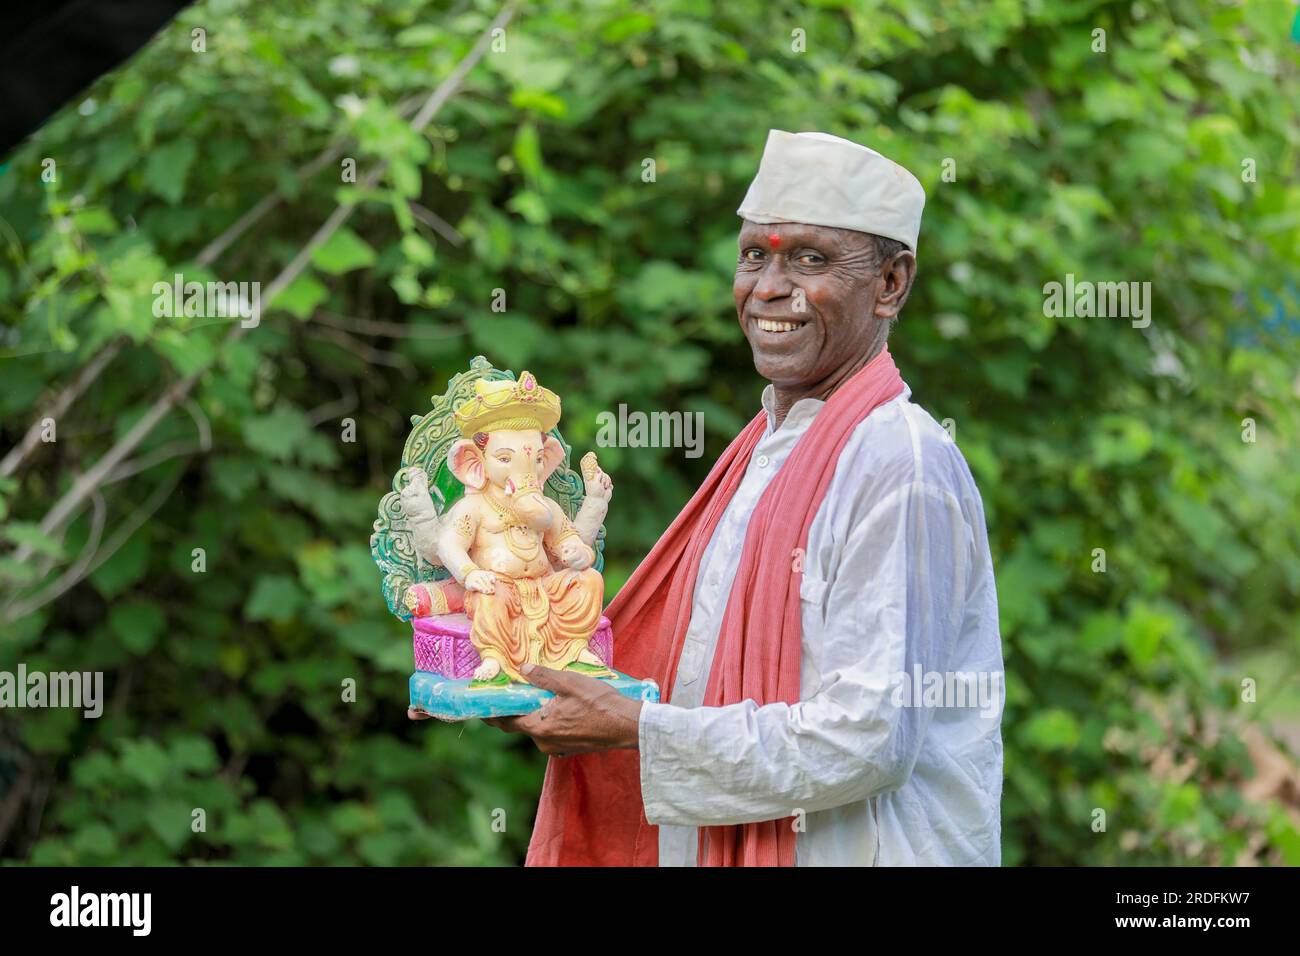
left=409, top=668, right=660, bottom=721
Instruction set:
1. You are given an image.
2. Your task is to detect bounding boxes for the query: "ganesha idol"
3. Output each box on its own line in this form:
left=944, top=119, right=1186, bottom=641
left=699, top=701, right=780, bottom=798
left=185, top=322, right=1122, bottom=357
left=398, top=371, right=614, bottom=687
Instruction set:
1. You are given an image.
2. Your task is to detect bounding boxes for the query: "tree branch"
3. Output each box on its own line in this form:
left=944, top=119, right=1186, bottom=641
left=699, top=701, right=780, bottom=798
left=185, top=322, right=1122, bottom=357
left=409, top=201, right=466, bottom=247
left=3, top=464, right=187, bottom=626
left=1, top=490, right=106, bottom=624
left=312, top=309, right=466, bottom=339
left=0, top=339, right=124, bottom=478
left=307, top=325, right=415, bottom=373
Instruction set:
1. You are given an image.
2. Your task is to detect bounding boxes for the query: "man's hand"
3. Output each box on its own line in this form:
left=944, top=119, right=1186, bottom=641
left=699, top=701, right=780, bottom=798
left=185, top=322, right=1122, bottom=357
left=484, top=663, right=642, bottom=754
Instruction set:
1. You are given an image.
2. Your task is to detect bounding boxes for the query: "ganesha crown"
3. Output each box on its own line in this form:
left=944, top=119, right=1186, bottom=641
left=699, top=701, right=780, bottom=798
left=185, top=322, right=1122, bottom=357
left=452, top=370, right=562, bottom=437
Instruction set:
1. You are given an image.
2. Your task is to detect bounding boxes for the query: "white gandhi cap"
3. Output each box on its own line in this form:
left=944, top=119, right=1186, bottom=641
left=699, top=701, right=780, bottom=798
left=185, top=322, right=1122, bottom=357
left=736, top=130, right=926, bottom=251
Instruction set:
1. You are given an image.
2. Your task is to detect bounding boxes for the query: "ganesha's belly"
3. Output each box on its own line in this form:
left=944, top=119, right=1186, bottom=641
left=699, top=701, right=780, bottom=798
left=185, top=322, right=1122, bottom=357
left=473, top=536, right=551, bottom=579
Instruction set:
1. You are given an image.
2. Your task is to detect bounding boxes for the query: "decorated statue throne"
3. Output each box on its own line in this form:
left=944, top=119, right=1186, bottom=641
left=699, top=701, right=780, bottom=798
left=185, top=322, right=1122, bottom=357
left=371, top=355, right=657, bottom=720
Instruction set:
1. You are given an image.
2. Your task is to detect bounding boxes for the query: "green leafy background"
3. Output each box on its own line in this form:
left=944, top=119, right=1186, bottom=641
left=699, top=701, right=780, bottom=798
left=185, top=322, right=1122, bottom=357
left=1, top=0, right=1298, bottom=865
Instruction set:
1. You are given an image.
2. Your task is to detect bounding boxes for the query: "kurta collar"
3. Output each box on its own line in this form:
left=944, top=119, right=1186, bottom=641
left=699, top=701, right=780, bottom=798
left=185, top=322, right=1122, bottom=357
left=759, top=381, right=912, bottom=436
left=760, top=382, right=827, bottom=436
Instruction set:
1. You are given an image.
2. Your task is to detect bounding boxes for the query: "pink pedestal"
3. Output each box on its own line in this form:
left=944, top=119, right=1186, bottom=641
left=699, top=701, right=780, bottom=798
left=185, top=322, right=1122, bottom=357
left=412, top=612, right=614, bottom=679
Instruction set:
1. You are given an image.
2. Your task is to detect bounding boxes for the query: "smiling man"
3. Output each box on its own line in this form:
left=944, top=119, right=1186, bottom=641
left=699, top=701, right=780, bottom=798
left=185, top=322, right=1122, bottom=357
left=490, top=130, right=1004, bottom=866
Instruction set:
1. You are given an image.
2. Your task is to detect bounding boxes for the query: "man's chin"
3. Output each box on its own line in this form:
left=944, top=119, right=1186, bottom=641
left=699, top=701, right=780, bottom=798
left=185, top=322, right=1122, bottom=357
left=749, top=346, right=814, bottom=387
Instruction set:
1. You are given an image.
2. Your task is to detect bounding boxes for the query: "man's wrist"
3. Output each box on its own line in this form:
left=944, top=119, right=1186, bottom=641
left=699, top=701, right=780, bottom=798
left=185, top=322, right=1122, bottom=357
left=618, top=696, right=644, bottom=749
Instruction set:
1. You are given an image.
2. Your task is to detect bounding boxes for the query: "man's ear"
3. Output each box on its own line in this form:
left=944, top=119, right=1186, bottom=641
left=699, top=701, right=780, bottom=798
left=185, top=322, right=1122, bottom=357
left=447, top=438, right=486, bottom=490
left=539, top=434, right=566, bottom=483
left=872, top=248, right=917, bottom=323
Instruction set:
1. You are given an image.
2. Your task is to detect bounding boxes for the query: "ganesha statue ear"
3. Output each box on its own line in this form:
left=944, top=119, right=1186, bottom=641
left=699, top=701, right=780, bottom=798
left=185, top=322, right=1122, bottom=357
left=448, top=438, right=486, bottom=490
left=539, top=434, right=566, bottom=483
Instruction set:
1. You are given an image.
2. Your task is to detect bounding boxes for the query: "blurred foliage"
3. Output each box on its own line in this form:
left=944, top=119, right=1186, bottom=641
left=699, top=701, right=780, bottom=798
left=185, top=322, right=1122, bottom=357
left=1, top=0, right=1299, bottom=865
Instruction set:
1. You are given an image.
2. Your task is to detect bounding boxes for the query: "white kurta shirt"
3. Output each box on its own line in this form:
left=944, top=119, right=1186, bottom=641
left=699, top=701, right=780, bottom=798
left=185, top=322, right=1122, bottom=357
left=637, top=383, right=1004, bottom=866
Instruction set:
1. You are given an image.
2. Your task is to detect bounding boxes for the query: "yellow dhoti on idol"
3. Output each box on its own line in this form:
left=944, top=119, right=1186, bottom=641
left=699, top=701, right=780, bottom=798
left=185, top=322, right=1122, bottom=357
left=465, top=568, right=605, bottom=682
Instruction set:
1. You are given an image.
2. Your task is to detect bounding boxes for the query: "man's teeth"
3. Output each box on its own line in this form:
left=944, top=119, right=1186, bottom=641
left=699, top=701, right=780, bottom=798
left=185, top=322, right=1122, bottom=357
left=757, top=319, right=806, bottom=333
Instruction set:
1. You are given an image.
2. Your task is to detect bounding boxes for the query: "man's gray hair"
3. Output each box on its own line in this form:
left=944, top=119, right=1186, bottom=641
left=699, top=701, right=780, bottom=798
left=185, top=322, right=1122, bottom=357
left=869, top=234, right=908, bottom=268
left=866, top=233, right=911, bottom=330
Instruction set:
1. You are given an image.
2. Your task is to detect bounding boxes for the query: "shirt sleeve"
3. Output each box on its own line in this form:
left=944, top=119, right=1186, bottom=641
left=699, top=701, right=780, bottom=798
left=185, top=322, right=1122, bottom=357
left=638, top=479, right=973, bottom=828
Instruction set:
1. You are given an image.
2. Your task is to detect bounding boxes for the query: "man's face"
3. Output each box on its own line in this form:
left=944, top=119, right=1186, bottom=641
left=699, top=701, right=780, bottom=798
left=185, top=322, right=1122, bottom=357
left=733, top=220, right=888, bottom=389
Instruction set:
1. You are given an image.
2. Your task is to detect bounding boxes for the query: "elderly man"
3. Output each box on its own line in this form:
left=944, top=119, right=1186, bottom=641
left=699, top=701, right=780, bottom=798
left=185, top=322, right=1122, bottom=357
left=488, top=130, right=1003, bottom=866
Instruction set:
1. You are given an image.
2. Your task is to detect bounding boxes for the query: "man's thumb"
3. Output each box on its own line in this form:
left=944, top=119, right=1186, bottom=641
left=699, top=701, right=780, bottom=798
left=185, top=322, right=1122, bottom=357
left=521, top=663, right=569, bottom=693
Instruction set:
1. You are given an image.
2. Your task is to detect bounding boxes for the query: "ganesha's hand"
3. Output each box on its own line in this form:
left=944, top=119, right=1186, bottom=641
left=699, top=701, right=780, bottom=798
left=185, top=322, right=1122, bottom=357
left=558, top=538, right=594, bottom=571
left=580, top=452, right=613, bottom=503
left=464, top=569, right=497, bottom=594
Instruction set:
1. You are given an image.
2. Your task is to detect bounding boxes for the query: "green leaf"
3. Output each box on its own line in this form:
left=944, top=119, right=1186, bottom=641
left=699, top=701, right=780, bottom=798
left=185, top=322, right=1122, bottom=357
left=395, top=24, right=440, bottom=46
left=147, top=800, right=195, bottom=851
left=1022, top=710, right=1081, bottom=752
left=3, top=522, right=63, bottom=558
left=399, top=233, right=435, bottom=267
left=169, top=735, right=219, bottom=773
left=469, top=314, right=545, bottom=368
left=243, top=406, right=313, bottom=461
left=513, top=123, right=543, bottom=180
left=275, top=273, right=329, bottom=319
left=71, top=824, right=119, bottom=858
left=143, top=139, right=198, bottom=204
left=387, top=157, right=421, bottom=198
left=311, top=228, right=377, bottom=274
left=119, top=739, right=170, bottom=789
left=244, top=575, right=304, bottom=623
left=488, top=35, right=571, bottom=92
left=600, top=12, right=655, bottom=43
left=90, top=532, right=150, bottom=599
left=109, top=600, right=166, bottom=654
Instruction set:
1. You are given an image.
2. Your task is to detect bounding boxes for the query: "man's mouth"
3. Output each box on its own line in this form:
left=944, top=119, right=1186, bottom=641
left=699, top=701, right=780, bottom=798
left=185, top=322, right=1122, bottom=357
left=752, top=317, right=809, bottom=335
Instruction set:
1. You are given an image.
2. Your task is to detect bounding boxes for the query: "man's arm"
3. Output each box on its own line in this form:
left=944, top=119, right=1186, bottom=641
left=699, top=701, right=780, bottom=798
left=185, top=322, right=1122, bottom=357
left=638, top=480, right=972, bottom=827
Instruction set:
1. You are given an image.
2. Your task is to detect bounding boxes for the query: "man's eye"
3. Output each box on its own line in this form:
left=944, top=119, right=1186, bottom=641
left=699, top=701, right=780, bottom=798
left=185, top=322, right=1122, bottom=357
left=797, top=253, right=825, bottom=265
left=742, top=249, right=764, bottom=261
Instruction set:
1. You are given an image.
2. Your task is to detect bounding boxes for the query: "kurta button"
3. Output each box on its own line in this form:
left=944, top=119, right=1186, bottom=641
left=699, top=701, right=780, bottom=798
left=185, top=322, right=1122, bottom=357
left=757, top=454, right=770, bottom=467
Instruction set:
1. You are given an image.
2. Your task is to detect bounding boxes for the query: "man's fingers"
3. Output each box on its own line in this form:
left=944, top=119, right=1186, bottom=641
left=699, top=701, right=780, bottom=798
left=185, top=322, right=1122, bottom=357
left=408, top=708, right=432, bottom=721
left=485, top=716, right=525, bottom=733
left=513, top=712, right=547, bottom=735
left=520, top=663, right=577, bottom=693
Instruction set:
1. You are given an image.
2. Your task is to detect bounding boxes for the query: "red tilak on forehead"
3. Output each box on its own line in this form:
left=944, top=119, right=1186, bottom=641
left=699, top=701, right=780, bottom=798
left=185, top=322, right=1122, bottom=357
left=768, top=232, right=782, bottom=249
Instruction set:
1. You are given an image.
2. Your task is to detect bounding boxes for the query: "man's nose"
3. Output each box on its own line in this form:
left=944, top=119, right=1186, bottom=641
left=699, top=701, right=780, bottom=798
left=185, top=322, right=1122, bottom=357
left=752, top=259, right=793, bottom=302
